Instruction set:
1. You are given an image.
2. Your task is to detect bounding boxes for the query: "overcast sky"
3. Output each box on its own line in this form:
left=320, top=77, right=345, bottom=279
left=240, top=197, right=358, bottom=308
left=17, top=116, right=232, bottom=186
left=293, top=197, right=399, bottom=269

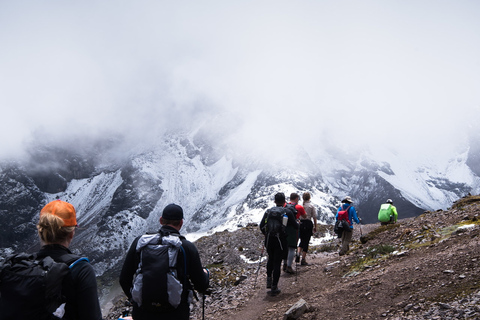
left=1, top=0, right=479, bottom=162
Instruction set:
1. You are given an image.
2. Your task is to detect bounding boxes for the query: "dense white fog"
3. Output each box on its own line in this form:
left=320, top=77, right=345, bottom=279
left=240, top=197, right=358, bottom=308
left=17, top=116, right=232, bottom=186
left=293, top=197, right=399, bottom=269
left=1, top=0, right=479, bottom=163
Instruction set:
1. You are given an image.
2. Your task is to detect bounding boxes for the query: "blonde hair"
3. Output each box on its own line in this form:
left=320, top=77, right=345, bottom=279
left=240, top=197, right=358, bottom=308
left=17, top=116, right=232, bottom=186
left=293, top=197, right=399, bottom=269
left=37, top=213, right=75, bottom=244
left=303, top=192, right=311, bottom=202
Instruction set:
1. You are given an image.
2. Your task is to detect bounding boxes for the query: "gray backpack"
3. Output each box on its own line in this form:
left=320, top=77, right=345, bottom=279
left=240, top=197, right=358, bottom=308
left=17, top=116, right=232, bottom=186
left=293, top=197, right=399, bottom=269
left=131, top=232, right=185, bottom=311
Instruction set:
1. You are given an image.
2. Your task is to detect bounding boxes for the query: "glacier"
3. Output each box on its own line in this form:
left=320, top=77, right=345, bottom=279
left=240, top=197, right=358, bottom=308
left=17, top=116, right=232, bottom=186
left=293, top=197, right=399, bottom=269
left=1, top=130, right=479, bottom=284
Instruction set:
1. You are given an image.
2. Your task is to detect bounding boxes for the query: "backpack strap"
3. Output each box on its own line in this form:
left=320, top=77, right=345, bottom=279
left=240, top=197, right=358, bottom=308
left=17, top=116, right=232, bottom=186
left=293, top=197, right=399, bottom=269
left=161, top=231, right=198, bottom=302
left=54, top=254, right=89, bottom=268
left=68, top=257, right=90, bottom=269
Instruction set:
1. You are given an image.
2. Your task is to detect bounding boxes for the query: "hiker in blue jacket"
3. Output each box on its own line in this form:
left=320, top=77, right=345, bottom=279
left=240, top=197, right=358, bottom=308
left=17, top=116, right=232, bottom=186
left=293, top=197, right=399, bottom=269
left=336, top=196, right=360, bottom=256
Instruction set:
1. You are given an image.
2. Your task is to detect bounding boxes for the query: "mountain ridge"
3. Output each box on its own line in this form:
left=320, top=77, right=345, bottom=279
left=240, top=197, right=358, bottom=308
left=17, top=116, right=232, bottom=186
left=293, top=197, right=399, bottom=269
left=1, top=131, right=479, bottom=295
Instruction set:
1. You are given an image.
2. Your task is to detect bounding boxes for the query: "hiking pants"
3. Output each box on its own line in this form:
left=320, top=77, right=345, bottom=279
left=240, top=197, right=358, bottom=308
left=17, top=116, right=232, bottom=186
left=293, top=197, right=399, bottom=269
left=266, top=235, right=286, bottom=287
left=287, top=247, right=296, bottom=267
left=298, top=219, right=313, bottom=252
left=340, top=228, right=353, bottom=255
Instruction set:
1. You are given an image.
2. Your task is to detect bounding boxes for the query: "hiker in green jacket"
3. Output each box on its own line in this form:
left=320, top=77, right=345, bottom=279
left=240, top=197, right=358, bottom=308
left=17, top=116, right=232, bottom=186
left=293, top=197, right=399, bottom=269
left=378, top=199, right=398, bottom=225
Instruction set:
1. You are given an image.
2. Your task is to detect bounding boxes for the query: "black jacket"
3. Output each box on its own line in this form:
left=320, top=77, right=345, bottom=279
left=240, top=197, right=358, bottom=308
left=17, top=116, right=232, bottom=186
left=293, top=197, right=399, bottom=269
left=119, top=226, right=209, bottom=320
left=36, top=244, right=103, bottom=320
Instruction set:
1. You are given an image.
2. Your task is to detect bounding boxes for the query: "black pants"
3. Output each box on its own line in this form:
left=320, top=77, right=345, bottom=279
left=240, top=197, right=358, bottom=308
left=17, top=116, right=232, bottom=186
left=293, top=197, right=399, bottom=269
left=265, top=235, right=286, bottom=287
left=132, top=302, right=190, bottom=320
left=298, top=219, right=313, bottom=252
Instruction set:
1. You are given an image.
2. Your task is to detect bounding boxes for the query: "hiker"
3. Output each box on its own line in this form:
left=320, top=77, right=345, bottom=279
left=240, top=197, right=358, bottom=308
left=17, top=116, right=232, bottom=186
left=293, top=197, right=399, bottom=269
left=260, top=192, right=298, bottom=296
left=0, top=200, right=103, bottom=319
left=336, top=196, right=360, bottom=256
left=119, top=203, right=209, bottom=320
left=378, top=199, right=398, bottom=225
left=295, top=192, right=318, bottom=266
left=283, top=197, right=300, bottom=274
left=286, top=193, right=307, bottom=265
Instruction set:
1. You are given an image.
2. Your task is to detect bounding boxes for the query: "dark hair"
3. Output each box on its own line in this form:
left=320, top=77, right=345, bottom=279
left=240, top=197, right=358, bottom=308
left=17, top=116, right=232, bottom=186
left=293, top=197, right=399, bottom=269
left=290, top=193, right=299, bottom=202
left=160, top=218, right=182, bottom=227
left=274, top=192, right=286, bottom=204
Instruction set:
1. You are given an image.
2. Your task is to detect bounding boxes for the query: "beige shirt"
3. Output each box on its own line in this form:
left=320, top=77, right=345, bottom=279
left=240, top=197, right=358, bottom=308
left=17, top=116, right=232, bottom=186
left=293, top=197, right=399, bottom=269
left=303, top=201, right=317, bottom=221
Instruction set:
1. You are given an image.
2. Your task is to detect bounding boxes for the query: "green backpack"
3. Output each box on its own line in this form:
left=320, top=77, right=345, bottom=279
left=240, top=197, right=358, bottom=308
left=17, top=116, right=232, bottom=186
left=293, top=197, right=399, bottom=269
left=378, top=203, right=393, bottom=223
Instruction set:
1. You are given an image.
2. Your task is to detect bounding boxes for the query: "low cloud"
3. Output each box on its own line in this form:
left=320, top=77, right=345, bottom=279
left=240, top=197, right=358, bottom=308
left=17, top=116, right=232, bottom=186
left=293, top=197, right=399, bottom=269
left=1, top=0, right=479, bottom=163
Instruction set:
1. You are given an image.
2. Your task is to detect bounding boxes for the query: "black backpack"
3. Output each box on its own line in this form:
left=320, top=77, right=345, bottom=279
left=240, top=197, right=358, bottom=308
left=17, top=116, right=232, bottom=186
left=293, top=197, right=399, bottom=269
left=285, top=203, right=297, bottom=218
left=131, top=232, right=187, bottom=312
left=0, top=253, right=88, bottom=320
left=264, top=207, right=286, bottom=237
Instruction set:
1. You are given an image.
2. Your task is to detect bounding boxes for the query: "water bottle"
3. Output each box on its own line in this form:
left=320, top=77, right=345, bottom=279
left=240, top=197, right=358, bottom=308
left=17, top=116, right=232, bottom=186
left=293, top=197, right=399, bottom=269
left=283, top=213, right=288, bottom=226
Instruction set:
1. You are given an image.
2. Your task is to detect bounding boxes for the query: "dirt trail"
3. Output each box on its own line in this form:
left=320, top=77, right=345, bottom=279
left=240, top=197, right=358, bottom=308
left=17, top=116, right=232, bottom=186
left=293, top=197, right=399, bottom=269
left=108, top=200, right=480, bottom=320
left=196, top=215, right=480, bottom=320
left=227, top=256, right=332, bottom=320
left=218, top=225, right=379, bottom=320
left=200, top=242, right=351, bottom=320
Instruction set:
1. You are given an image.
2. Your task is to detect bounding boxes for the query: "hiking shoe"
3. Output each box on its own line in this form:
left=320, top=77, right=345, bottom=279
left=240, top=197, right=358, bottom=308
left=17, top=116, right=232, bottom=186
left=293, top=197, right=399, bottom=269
left=301, top=260, right=308, bottom=266
left=266, top=277, right=272, bottom=289
left=286, top=266, right=294, bottom=274
left=269, top=286, right=281, bottom=296
left=295, top=255, right=300, bottom=263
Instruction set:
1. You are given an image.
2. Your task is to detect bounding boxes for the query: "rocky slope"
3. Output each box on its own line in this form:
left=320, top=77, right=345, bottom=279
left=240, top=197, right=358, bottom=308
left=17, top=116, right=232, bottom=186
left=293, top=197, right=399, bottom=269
left=107, top=195, right=480, bottom=320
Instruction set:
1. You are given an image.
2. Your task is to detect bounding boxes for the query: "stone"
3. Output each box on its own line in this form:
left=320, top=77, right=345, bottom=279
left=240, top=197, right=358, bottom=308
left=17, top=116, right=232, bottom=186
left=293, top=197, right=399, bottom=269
left=283, top=298, right=309, bottom=320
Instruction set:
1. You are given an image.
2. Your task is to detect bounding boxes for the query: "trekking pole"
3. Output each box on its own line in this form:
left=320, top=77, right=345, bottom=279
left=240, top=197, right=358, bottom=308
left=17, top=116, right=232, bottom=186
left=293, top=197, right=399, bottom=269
left=202, top=292, right=205, bottom=320
left=253, top=245, right=265, bottom=290
left=202, top=289, right=212, bottom=320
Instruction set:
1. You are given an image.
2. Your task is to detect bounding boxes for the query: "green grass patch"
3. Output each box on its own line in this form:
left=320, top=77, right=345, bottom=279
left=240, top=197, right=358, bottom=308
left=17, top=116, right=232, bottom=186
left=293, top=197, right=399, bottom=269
left=348, top=244, right=396, bottom=274
left=405, top=220, right=479, bottom=250
left=437, top=220, right=479, bottom=237
left=364, top=244, right=396, bottom=256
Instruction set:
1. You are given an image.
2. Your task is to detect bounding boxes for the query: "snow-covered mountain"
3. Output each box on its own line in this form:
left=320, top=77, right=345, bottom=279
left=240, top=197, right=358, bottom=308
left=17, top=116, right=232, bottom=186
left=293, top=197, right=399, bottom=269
left=1, top=129, right=479, bottom=284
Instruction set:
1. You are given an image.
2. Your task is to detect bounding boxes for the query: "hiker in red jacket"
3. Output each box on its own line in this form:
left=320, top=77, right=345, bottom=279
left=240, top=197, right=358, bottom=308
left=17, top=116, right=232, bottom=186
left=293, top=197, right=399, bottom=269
left=287, top=193, right=308, bottom=265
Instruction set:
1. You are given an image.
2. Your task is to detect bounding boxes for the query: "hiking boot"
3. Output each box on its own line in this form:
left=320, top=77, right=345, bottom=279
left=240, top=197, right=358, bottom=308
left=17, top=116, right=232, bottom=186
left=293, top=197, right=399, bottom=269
left=295, top=254, right=300, bottom=263
left=266, top=277, right=272, bottom=289
left=269, top=285, right=281, bottom=296
left=286, top=266, right=294, bottom=274
left=301, top=259, right=308, bottom=266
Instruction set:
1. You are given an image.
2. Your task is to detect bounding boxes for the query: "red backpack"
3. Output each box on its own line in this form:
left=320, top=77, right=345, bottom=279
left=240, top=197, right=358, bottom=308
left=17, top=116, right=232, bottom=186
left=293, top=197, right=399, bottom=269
left=337, top=205, right=351, bottom=223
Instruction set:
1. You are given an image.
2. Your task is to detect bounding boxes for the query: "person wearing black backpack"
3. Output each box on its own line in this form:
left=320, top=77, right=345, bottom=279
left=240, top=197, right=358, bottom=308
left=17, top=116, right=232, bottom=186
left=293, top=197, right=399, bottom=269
left=259, top=193, right=298, bottom=296
left=119, top=203, right=209, bottom=320
left=0, top=200, right=103, bottom=320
